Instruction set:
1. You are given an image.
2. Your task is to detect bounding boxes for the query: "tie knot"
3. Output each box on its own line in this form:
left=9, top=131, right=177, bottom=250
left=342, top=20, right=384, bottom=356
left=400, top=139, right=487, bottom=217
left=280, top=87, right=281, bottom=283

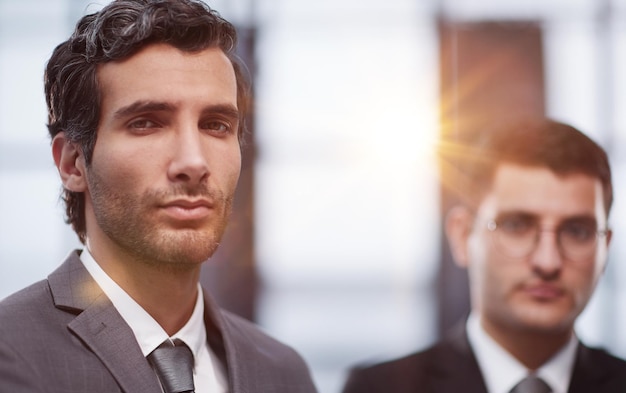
left=509, top=375, right=552, bottom=393
left=148, top=339, right=195, bottom=393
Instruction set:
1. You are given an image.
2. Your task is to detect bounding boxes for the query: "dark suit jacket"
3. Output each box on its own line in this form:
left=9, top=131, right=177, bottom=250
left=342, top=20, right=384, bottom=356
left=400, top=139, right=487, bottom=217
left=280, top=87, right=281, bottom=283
left=0, top=251, right=318, bottom=393
left=342, top=323, right=626, bottom=393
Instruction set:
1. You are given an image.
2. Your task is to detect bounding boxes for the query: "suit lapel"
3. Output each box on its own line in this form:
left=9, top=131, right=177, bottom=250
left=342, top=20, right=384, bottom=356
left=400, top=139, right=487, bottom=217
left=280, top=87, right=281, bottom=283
left=567, top=343, right=625, bottom=393
left=202, top=290, right=245, bottom=393
left=48, top=251, right=161, bottom=393
left=203, top=289, right=264, bottom=393
left=427, top=323, right=489, bottom=393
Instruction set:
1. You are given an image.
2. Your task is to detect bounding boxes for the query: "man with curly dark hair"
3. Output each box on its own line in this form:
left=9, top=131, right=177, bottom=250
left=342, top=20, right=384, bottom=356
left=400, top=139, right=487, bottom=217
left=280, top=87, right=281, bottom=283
left=0, top=1, right=317, bottom=392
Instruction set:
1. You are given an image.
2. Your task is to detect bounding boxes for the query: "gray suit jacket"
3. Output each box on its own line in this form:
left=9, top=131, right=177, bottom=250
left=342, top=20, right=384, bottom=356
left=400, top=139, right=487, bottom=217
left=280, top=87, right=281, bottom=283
left=0, top=251, right=317, bottom=393
left=342, top=323, right=626, bottom=393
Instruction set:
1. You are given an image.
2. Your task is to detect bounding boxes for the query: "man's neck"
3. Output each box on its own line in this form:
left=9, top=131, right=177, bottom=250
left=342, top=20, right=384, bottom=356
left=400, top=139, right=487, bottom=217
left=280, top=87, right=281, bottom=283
left=86, top=241, right=200, bottom=336
left=482, top=317, right=573, bottom=370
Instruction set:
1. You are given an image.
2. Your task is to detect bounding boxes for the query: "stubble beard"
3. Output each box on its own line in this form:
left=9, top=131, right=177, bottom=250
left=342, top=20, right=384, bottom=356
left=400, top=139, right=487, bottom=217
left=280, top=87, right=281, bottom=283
left=87, top=169, right=234, bottom=272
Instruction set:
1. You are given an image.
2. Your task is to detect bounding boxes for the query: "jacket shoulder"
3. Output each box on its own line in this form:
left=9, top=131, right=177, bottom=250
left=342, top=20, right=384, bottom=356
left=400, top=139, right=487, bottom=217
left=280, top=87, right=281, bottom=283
left=219, top=309, right=308, bottom=365
left=569, top=343, right=626, bottom=393
left=342, top=343, right=445, bottom=393
left=0, top=279, right=67, bottom=392
left=578, top=344, right=626, bottom=367
left=342, top=324, right=486, bottom=393
left=218, top=309, right=318, bottom=392
left=0, top=279, right=53, bottom=323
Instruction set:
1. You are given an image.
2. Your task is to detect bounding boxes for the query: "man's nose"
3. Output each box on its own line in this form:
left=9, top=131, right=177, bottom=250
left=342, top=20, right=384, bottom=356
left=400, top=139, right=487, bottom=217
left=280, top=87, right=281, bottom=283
left=167, top=126, right=209, bottom=185
left=529, top=230, right=563, bottom=278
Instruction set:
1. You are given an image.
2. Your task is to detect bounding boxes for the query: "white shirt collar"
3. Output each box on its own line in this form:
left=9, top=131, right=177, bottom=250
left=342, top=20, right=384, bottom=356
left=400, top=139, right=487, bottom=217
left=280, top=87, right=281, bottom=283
left=467, top=312, right=578, bottom=393
left=536, top=336, right=578, bottom=393
left=79, top=248, right=206, bottom=360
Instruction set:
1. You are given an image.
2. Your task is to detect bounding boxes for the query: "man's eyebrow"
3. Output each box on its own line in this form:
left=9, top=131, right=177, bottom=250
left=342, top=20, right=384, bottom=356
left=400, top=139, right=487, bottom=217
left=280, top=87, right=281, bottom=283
left=113, top=101, right=239, bottom=120
left=561, top=215, right=598, bottom=224
left=493, top=211, right=537, bottom=220
left=202, top=104, right=240, bottom=119
left=113, top=101, right=176, bottom=119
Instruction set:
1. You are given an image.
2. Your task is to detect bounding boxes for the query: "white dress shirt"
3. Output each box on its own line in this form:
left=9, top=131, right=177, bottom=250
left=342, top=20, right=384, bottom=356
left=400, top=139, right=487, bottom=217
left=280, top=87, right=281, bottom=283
left=466, top=313, right=578, bottom=393
left=80, top=248, right=228, bottom=393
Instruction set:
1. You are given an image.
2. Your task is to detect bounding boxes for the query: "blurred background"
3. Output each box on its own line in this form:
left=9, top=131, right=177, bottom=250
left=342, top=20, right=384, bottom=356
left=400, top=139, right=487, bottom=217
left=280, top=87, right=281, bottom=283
left=1, top=0, right=625, bottom=392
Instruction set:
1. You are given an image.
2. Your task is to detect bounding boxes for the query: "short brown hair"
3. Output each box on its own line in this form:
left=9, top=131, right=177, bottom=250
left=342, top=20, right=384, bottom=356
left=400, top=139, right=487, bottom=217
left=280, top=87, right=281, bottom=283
left=441, top=118, right=613, bottom=215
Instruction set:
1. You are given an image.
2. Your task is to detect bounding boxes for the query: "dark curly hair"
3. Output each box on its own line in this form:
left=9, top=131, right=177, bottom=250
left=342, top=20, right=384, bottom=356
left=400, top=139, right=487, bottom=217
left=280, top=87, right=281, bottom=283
left=44, top=0, right=250, bottom=243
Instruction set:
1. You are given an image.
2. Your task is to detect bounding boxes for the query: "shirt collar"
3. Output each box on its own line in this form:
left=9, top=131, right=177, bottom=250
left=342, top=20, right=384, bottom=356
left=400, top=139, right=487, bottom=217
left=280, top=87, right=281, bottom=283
left=467, top=312, right=578, bottom=393
left=79, top=248, right=207, bottom=362
left=536, top=335, right=578, bottom=393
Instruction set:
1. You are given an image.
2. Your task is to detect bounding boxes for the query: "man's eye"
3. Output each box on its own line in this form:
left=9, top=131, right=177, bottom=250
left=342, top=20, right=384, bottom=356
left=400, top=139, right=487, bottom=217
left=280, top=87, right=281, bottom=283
left=129, top=119, right=159, bottom=129
left=560, top=223, right=595, bottom=242
left=202, top=121, right=231, bottom=133
left=498, top=217, right=535, bottom=235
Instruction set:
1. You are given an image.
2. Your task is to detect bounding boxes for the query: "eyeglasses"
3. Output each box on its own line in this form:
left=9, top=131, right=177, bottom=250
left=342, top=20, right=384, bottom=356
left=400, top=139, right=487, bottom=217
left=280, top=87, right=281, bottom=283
left=484, top=215, right=609, bottom=262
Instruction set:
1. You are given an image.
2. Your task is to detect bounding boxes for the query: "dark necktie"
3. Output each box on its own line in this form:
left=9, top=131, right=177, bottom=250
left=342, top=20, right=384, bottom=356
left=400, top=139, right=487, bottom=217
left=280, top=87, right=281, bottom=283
left=509, top=375, right=552, bottom=393
left=147, top=339, right=195, bottom=393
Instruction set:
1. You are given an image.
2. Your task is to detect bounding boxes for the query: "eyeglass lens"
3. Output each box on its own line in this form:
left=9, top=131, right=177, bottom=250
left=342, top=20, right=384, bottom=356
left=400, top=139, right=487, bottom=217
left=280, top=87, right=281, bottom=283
left=489, top=214, right=602, bottom=261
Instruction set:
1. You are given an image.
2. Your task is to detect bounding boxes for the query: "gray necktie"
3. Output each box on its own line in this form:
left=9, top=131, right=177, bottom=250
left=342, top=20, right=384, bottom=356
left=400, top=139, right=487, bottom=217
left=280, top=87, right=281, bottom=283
left=509, top=375, right=552, bottom=393
left=147, top=339, right=195, bottom=393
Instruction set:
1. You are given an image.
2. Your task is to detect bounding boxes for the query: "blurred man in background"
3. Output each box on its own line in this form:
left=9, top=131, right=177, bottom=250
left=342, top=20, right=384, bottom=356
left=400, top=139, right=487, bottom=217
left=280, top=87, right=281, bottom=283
left=343, top=118, right=626, bottom=393
left=0, top=1, right=316, bottom=392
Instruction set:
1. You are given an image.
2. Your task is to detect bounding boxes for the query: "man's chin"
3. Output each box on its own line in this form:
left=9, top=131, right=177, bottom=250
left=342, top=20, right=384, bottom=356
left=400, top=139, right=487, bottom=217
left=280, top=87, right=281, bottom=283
left=143, top=229, right=222, bottom=266
left=515, top=308, right=576, bottom=335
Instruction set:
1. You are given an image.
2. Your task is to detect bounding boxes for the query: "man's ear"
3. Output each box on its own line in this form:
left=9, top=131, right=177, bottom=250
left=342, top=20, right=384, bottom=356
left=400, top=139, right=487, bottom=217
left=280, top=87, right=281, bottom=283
left=606, top=228, right=613, bottom=247
left=599, top=228, right=613, bottom=274
left=52, top=132, right=87, bottom=192
left=445, top=205, right=473, bottom=269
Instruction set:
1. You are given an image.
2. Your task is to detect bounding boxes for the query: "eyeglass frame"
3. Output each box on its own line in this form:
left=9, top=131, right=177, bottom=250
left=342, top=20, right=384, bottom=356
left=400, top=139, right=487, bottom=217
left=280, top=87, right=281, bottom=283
left=483, top=215, right=610, bottom=262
